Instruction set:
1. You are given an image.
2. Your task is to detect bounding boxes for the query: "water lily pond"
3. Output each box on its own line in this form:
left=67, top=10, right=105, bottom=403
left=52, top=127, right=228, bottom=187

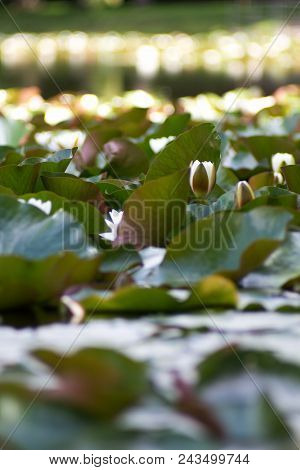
left=1, top=84, right=300, bottom=450
left=1, top=25, right=300, bottom=100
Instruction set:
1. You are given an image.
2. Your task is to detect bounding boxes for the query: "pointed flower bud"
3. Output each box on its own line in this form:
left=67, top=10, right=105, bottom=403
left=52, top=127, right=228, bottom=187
left=273, top=171, right=284, bottom=185
left=271, top=153, right=295, bottom=173
left=189, top=160, right=216, bottom=197
left=235, top=181, right=255, bottom=209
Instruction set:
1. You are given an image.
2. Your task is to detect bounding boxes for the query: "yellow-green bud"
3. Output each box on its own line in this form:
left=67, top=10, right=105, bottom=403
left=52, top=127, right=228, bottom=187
left=189, top=160, right=216, bottom=197
left=235, top=181, right=255, bottom=209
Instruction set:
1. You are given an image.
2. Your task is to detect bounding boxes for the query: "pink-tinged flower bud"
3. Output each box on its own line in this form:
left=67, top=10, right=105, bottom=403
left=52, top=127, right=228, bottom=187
left=189, top=160, right=216, bottom=197
left=235, top=181, right=255, bottom=209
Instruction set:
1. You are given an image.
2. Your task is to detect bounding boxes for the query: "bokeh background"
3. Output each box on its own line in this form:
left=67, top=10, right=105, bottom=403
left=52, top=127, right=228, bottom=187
left=0, top=0, right=299, bottom=101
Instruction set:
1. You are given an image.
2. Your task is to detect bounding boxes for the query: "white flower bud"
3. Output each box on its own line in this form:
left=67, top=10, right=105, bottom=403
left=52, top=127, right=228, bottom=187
left=271, top=153, right=295, bottom=173
left=189, top=160, right=216, bottom=197
left=273, top=171, right=284, bottom=185
left=235, top=181, right=255, bottom=209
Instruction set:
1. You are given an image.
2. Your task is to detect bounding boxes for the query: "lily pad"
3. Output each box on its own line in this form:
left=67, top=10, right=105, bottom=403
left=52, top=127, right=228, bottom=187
left=0, top=253, right=100, bottom=310
left=70, top=275, right=237, bottom=313
left=242, top=232, right=300, bottom=289
left=22, top=148, right=77, bottom=174
left=147, top=207, right=291, bottom=286
left=116, top=169, right=190, bottom=247
left=0, top=195, right=92, bottom=259
left=41, top=172, right=105, bottom=209
left=0, top=163, right=40, bottom=195
left=103, top=138, right=149, bottom=178
left=282, top=165, right=300, bottom=194
left=33, top=347, right=148, bottom=419
left=146, top=124, right=221, bottom=181
left=21, top=191, right=105, bottom=235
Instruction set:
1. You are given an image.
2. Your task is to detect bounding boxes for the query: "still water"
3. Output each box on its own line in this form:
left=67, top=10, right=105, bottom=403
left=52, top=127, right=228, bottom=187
left=1, top=60, right=299, bottom=99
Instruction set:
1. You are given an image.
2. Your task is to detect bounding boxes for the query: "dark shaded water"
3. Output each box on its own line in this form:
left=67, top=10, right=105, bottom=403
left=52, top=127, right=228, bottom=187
left=1, top=60, right=299, bottom=99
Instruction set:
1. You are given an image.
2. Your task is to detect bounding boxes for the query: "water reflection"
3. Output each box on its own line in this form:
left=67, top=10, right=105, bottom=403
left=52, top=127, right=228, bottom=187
left=1, top=59, right=300, bottom=100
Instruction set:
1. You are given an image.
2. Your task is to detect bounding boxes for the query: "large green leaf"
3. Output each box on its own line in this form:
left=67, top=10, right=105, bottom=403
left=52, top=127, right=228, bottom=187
left=149, top=113, right=190, bottom=139
left=33, top=347, right=147, bottom=419
left=282, top=165, right=300, bottom=194
left=103, top=138, right=149, bottom=178
left=21, top=191, right=105, bottom=235
left=199, top=347, right=300, bottom=386
left=41, top=172, right=105, bottom=209
left=116, top=169, right=190, bottom=247
left=197, top=347, right=296, bottom=445
left=0, top=163, right=40, bottom=194
left=70, top=275, right=237, bottom=313
left=22, top=148, right=76, bottom=173
left=240, top=134, right=298, bottom=162
left=148, top=207, right=291, bottom=286
left=146, top=124, right=221, bottom=181
left=0, top=195, right=90, bottom=259
left=100, top=246, right=141, bottom=273
left=97, top=179, right=134, bottom=206
left=242, top=232, right=300, bottom=289
left=0, top=348, right=147, bottom=420
left=0, top=254, right=100, bottom=310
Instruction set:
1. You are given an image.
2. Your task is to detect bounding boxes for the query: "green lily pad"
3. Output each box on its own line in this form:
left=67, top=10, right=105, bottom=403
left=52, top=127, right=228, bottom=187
left=241, top=134, right=298, bottom=162
left=149, top=113, right=190, bottom=139
left=0, top=253, right=100, bottom=310
left=282, top=165, right=300, bottom=194
left=21, top=191, right=105, bottom=235
left=100, top=246, right=141, bottom=273
left=22, top=148, right=77, bottom=174
left=146, top=124, right=221, bottom=181
left=70, top=275, right=237, bottom=313
left=242, top=232, right=300, bottom=289
left=199, top=347, right=300, bottom=386
left=103, top=138, right=149, bottom=178
left=148, top=207, right=291, bottom=286
left=97, top=179, right=134, bottom=206
left=33, top=347, right=148, bottom=419
left=0, top=195, right=92, bottom=258
left=0, top=163, right=40, bottom=194
left=116, top=169, right=190, bottom=247
left=41, top=172, right=105, bottom=208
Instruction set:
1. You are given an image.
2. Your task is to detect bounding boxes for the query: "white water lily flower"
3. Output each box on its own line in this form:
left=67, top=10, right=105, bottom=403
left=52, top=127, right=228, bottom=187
left=189, top=160, right=216, bottom=197
left=235, top=181, right=255, bottom=209
left=18, top=198, right=52, bottom=215
left=149, top=136, right=175, bottom=154
left=100, top=209, right=124, bottom=242
left=271, top=153, right=295, bottom=173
